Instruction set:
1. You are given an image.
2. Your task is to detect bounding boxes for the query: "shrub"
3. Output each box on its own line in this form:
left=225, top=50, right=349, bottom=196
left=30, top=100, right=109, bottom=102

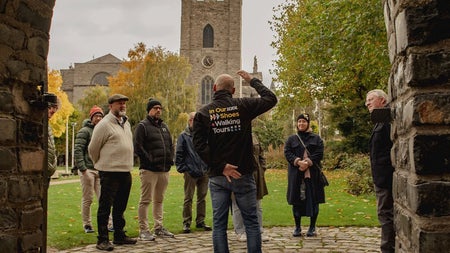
left=322, top=150, right=349, bottom=171
left=265, top=144, right=287, bottom=169
left=342, top=153, right=373, bottom=195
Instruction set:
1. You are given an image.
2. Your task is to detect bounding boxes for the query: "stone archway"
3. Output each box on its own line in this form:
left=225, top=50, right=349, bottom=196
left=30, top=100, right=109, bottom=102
left=0, top=1, right=56, bottom=252
left=0, top=0, right=448, bottom=252
left=383, top=0, right=450, bottom=252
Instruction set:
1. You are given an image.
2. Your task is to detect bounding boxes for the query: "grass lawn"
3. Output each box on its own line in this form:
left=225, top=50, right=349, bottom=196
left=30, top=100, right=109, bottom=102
left=48, top=168, right=378, bottom=250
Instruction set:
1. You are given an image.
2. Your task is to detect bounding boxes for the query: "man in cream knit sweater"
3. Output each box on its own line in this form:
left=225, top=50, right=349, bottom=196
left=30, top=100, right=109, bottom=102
left=89, top=94, right=137, bottom=251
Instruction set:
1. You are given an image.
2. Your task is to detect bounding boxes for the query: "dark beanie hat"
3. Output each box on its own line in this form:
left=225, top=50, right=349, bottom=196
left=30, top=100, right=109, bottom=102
left=146, top=98, right=162, bottom=112
left=296, top=113, right=310, bottom=124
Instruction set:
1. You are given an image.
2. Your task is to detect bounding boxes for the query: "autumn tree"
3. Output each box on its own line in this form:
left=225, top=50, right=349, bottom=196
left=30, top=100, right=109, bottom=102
left=76, top=85, right=110, bottom=125
left=108, top=43, right=196, bottom=139
left=47, top=70, right=75, bottom=137
left=271, top=0, right=390, bottom=152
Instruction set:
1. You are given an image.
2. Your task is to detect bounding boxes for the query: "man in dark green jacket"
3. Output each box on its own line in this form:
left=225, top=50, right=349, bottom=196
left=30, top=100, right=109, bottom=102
left=74, top=105, right=104, bottom=233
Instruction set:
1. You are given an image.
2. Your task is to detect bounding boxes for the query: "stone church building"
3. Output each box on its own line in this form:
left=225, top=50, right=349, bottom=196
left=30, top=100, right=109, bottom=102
left=60, top=54, right=122, bottom=106
left=61, top=0, right=261, bottom=108
left=0, top=0, right=449, bottom=252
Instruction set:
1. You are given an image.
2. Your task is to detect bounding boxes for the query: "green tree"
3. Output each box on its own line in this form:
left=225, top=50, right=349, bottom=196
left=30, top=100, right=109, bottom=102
left=271, top=0, right=390, bottom=152
left=108, top=43, right=196, bottom=139
left=253, top=116, right=285, bottom=151
left=76, top=85, right=110, bottom=124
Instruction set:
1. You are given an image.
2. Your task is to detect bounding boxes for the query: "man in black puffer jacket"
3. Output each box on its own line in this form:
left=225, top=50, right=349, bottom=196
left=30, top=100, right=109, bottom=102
left=134, top=98, right=174, bottom=241
left=193, top=70, right=277, bottom=253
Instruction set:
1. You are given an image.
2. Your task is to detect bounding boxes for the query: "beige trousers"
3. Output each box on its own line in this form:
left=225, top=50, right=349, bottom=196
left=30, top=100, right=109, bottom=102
left=138, top=170, right=169, bottom=232
left=79, top=169, right=100, bottom=227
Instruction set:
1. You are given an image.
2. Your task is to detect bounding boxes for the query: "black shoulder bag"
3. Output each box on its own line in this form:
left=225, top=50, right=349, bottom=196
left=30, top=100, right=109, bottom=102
left=296, top=134, right=329, bottom=187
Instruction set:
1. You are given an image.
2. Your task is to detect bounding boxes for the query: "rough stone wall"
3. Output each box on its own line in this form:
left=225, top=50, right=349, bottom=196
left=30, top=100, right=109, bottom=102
left=180, top=0, right=242, bottom=105
left=0, top=0, right=56, bottom=252
left=383, top=0, right=450, bottom=252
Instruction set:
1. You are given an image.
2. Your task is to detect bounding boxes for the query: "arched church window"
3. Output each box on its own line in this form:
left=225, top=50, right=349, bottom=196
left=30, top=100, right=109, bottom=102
left=91, top=72, right=111, bottom=86
left=203, top=24, right=214, bottom=48
left=201, top=76, right=214, bottom=104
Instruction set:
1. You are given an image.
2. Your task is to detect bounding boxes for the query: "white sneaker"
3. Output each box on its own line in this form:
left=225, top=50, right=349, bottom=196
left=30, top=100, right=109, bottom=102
left=139, top=231, right=155, bottom=241
left=154, top=227, right=174, bottom=238
left=261, top=233, right=270, bottom=242
left=237, top=233, right=247, bottom=242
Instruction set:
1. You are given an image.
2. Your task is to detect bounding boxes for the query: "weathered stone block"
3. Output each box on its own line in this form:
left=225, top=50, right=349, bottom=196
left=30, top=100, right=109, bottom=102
left=28, top=36, right=48, bottom=58
left=0, top=148, right=16, bottom=172
left=21, top=230, right=42, bottom=252
left=21, top=207, right=43, bottom=230
left=20, top=149, right=44, bottom=172
left=8, top=178, right=41, bottom=203
left=0, top=179, right=6, bottom=204
left=0, top=208, right=18, bottom=229
left=16, top=2, right=51, bottom=32
left=413, top=94, right=450, bottom=125
left=395, top=10, right=408, bottom=54
left=409, top=182, right=450, bottom=216
left=413, top=135, right=450, bottom=174
left=0, top=235, right=18, bottom=253
left=405, top=49, right=450, bottom=86
left=419, top=229, right=450, bottom=252
left=0, top=23, right=25, bottom=50
left=396, top=1, right=450, bottom=50
left=6, top=60, right=27, bottom=80
left=0, top=118, right=16, bottom=143
left=19, top=121, right=43, bottom=144
left=391, top=137, right=409, bottom=172
left=395, top=208, right=414, bottom=251
left=0, top=90, right=14, bottom=113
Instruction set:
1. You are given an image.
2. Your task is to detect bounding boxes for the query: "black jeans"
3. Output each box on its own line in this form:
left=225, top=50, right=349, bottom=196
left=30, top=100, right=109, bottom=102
left=97, top=171, right=132, bottom=241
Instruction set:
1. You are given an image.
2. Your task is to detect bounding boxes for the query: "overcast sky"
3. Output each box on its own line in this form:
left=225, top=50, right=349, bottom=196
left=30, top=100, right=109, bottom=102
left=47, top=0, right=286, bottom=83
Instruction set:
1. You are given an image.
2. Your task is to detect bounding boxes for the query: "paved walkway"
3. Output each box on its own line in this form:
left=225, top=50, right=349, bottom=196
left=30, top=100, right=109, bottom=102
left=53, top=226, right=381, bottom=253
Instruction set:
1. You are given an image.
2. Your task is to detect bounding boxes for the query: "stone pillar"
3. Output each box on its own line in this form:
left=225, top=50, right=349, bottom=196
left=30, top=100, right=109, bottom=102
left=0, top=1, right=55, bottom=252
left=383, top=0, right=450, bottom=252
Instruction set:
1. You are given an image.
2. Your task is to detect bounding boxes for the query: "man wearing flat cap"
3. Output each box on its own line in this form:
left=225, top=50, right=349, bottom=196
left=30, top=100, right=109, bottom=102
left=134, top=98, right=175, bottom=240
left=89, top=94, right=137, bottom=250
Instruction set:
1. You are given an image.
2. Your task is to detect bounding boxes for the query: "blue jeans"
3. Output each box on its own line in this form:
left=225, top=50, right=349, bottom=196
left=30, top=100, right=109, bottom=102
left=209, top=174, right=261, bottom=253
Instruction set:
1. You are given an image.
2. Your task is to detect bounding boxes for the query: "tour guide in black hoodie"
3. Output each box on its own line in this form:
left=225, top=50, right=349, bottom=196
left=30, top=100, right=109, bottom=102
left=193, top=70, right=277, bottom=253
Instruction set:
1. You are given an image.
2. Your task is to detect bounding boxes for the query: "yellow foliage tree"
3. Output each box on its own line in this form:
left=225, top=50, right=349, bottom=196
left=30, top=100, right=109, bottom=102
left=47, top=70, right=75, bottom=137
left=108, top=43, right=196, bottom=139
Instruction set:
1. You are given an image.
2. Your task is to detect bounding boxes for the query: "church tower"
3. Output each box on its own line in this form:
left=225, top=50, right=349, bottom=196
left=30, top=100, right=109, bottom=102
left=180, top=0, right=242, bottom=106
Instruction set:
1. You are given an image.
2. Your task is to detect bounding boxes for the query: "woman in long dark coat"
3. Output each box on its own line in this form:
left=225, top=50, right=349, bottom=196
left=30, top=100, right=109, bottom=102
left=284, top=113, right=325, bottom=237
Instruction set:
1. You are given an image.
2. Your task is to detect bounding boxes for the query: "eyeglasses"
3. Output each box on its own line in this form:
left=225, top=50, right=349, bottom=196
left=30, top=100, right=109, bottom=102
left=152, top=106, right=163, bottom=110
